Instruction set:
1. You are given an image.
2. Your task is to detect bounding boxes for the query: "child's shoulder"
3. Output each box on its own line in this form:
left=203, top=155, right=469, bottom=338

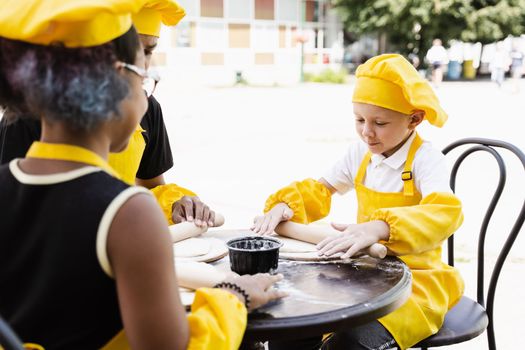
left=414, top=139, right=447, bottom=166
left=417, top=140, right=444, bottom=156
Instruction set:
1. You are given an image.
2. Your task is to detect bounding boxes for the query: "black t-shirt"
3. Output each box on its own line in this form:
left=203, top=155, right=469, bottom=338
left=0, top=95, right=173, bottom=179
left=136, top=95, right=173, bottom=179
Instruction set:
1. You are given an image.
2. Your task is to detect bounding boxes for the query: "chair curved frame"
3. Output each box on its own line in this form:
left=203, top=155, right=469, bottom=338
left=442, top=138, right=525, bottom=350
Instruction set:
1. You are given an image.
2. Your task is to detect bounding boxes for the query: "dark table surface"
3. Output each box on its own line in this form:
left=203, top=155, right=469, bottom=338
left=208, top=229, right=412, bottom=341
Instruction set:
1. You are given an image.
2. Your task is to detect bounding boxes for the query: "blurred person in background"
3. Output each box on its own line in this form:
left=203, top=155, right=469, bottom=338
left=510, top=41, right=524, bottom=92
left=425, top=39, right=448, bottom=87
left=490, top=42, right=510, bottom=88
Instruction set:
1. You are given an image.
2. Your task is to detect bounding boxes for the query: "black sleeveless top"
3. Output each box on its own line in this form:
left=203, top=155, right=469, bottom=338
left=0, top=161, right=132, bottom=349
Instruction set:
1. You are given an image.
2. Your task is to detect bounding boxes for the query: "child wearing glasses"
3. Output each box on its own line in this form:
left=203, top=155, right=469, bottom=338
left=0, top=1, right=284, bottom=349
left=252, top=54, right=464, bottom=350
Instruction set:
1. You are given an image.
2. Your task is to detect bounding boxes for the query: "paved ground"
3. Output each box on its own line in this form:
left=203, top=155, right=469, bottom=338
left=155, top=76, right=525, bottom=349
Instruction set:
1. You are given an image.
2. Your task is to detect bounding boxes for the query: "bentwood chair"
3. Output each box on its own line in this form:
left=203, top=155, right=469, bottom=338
left=0, top=315, right=25, bottom=350
left=414, top=138, right=525, bottom=350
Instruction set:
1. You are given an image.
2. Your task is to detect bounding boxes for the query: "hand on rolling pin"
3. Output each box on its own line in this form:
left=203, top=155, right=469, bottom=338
left=169, top=212, right=225, bottom=243
left=251, top=203, right=294, bottom=235
left=172, top=196, right=219, bottom=228
left=317, top=221, right=389, bottom=259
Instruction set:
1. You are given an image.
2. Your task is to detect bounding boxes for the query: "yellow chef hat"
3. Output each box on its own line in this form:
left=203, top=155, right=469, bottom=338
left=0, top=0, right=146, bottom=47
left=132, top=0, right=185, bottom=37
left=352, top=54, right=448, bottom=127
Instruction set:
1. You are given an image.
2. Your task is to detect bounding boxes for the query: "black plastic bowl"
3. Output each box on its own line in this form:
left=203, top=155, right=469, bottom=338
left=226, top=236, right=283, bottom=275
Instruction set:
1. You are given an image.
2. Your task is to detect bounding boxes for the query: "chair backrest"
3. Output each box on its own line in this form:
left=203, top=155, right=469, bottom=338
left=0, top=315, right=25, bottom=350
left=443, top=138, right=525, bottom=350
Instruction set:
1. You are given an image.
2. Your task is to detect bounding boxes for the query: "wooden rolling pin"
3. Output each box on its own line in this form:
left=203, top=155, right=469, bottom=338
left=275, top=221, right=387, bottom=259
left=175, top=261, right=226, bottom=289
left=169, top=213, right=225, bottom=243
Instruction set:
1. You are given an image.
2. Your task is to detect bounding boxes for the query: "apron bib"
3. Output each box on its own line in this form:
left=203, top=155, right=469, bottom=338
left=353, top=133, right=451, bottom=349
left=108, top=125, right=146, bottom=185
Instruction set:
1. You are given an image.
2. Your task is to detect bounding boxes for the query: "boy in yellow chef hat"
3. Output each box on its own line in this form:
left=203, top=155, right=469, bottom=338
left=252, top=54, right=464, bottom=350
left=0, top=0, right=215, bottom=229
left=0, top=1, right=284, bottom=350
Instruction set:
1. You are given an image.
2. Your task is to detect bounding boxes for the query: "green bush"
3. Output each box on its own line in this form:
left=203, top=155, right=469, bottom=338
left=304, top=68, right=348, bottom=84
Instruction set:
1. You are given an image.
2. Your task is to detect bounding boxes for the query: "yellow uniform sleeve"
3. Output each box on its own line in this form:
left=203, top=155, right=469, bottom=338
left=187, top=288, right=247, bottom=350
left=149, top=183, right=197, bottom=225
left=370, top=192, right=464, bottom=255
left=264, top=178, right=331, bottom=224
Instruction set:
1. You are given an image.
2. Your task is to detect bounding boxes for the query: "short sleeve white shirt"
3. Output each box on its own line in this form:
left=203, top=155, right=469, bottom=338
left=323, top=133, right=452, bottom=198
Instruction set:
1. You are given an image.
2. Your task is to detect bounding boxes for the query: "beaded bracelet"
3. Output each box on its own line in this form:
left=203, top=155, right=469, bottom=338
left=214, top=282, right=251, bottom=310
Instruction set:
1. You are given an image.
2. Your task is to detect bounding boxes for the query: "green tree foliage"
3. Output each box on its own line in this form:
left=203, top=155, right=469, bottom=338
left=331, top=0, right=525, bottom=60
left=462, top=0, right=525, bottom=44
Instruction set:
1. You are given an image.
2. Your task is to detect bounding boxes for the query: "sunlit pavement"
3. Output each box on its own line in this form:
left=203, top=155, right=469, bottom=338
left=155, top=77, right=525, bottom=349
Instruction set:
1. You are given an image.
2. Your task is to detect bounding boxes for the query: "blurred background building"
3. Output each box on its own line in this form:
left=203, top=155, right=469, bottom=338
left=152, top=0, right=346, bottom=85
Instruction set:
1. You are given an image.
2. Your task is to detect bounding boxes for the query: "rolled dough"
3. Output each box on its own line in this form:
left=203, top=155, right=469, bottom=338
left=174, top=237, right=228, bottom=263
left=174, top=238, right=211, bottom=258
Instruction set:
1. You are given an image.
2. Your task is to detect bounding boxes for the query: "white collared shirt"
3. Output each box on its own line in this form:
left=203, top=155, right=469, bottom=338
left=323, top=132, right=452, bottom=198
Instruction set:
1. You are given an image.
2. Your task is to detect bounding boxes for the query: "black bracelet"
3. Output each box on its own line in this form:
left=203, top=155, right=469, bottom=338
left=214, top=282, right=251, bottom=310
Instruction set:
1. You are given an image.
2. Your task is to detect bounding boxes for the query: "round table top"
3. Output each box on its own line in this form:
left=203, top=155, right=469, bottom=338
left=207, top=229, right=412, bottom=341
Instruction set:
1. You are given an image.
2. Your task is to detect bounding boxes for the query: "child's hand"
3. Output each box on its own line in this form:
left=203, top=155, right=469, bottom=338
left=172, top=196, right=215, bottom=228
left=222, top=273, right=288, bottom=311
left=316, top=220, right=390, bottom=259
left=251, top=203, right=294, bottom=235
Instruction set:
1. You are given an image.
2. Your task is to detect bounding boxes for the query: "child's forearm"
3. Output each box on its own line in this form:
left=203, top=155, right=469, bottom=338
left=276, top=221, right=388, bottom=258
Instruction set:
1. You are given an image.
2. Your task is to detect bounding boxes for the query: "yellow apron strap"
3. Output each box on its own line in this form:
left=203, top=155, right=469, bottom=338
left=26, top=142, right=121, bottom=180
left=401, top=133, right=424, bottom=196
left=355, top=151, right=372, bottom=185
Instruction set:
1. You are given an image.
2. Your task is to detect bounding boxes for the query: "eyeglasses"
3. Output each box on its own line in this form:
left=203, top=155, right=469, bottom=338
left=121, top=63, right=160, bottom=97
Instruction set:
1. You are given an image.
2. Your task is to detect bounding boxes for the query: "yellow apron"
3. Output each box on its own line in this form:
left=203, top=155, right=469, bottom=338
left=26, top=142, right=120, bottom=179
left=108, top=125, right=146, bottom=185
left=354, top=133, right=463, bottom=349
left=27, top=125, right=147, bottom=185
